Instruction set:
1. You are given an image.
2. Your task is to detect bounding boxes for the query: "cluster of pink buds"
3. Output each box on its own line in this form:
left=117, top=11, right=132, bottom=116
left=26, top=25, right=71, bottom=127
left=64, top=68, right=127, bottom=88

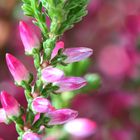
left=0, top=19, right=93, bottom=140
left=32, top=97, right=78, bottom=125
left=41, top=41, right=93, bottom=92
left=41, top=66, right=87, bottom=92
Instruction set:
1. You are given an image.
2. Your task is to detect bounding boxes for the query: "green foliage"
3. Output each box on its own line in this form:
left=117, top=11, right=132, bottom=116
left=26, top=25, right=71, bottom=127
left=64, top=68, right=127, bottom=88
left=41, top=0, right=88, bottom=35
left=22, top=0, right=33, bottom=16
left=22, top=0, right=88, bottom=36
left=57, top=0, right=88, bottom=34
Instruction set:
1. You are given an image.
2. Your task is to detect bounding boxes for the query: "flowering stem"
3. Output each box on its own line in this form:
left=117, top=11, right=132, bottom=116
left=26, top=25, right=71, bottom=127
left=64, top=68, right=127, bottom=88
left=0, top=0, right=95, bottom=139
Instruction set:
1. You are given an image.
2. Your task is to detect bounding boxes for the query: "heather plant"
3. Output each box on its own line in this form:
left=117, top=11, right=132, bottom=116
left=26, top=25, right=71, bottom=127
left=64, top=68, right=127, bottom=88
left=0, top=0, right=100, bottom=139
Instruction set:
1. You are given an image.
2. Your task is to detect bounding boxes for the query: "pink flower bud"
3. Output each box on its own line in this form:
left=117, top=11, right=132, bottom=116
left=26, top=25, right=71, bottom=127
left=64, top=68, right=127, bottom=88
left=64, top=118, right=97, bottom=138
left=54, top=77, right=87, bottom=92
left=41, top=66, right=64, bottom=83
left=0, top=91, right=21, bottom=118
left=19, top=21, right=40, bottom=54
left=51, top=41, right=64, bottom=59
left=32, top=97, right=52, bottom=113
left=63, top=47, right=93, bottom=63
left=51, top=41, right=93, bottom=63
left=23, top=132, right=41, bottom=140
left=0, top=108, right=8, bottom=123
left=6, top=53, right=30, bottom=84
left=47, top=109, right=78, bottom=125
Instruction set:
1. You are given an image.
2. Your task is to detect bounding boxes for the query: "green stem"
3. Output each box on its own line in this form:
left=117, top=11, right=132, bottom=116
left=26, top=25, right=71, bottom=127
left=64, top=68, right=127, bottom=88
left=43, top=36, right=57, bottom=60
left=15, top=118, right=24, bottom=136
left=32, top=114, right=44, bottom=131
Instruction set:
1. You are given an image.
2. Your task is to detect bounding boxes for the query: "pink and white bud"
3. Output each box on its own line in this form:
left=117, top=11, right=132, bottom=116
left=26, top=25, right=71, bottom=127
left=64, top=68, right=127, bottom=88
left=19, top=21, right=40, bottom=54
left=0, top=91, right=21, bottom=118
left=41, top=66, right=64, bottom=83
left=23, top=132, right=41, bottom=140
left=32, top=97, right=53, bottom=113
left=51, top=41, right=64, bottom=59
left=64, top=118, right=97, bottom=138
left=54, top=77, right=87, bottom=92
left=47, top=109, right=78, bottom=125
left=51, top=42, right=93, bottom=63
left=63, top=47, right=93, bottom=63
left=6, top=53, right=30, bottom=84
left=0, top=108, right=8, bottom=123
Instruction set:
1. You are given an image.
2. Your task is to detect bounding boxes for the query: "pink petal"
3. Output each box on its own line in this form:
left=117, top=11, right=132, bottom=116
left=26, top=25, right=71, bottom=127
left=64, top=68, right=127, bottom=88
left=64, top=118, right=97, bottom=138
left=41, top=66, right=64, bottom=83
left=47, top=109, right=78, bottom=125
left=19, top=21, right=40, bottom=54
left=23, top=132, right=41, bottom=140
left=63, top=47, right=93, bottom=63
left=51, top=41, right=64, bottom=59
left=32, top=97, right=52, bottom=113
left=55, top=77, right=87, bottom=92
